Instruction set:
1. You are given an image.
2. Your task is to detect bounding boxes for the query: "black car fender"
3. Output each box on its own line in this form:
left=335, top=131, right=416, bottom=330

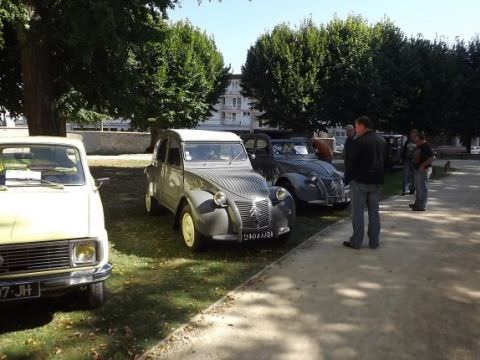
left=268, top=186, right=296, bottom=235
left=275, top=172, right=322, bottom=202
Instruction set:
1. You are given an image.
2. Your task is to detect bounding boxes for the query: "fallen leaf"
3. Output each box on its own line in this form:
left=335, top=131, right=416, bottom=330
left=55, top=348, right=63, bottom=355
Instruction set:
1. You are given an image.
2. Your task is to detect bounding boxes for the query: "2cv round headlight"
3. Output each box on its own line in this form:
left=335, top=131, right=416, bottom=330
left=213, top=191, right=227, bottom=207
left=276, top=187, right=287, bottom=201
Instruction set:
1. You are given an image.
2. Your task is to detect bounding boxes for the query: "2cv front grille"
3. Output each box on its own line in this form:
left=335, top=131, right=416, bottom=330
left=0, top=240, right=71, bottom=274
left=235, top=199, right=271, bottom=230
left=322, top=178, right=343, bottom=196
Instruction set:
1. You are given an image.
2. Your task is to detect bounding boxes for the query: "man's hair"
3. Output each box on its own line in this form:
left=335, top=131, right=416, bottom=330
left=355, top=116, right=374, bottom=129
left=418, top=132, right=426, bottom=140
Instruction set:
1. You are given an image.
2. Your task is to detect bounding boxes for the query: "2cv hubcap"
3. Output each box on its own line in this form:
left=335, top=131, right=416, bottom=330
left=182, top=213, right=195, bottom=247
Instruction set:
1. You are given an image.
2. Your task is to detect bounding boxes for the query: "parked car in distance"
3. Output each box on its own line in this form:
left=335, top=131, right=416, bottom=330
left=0, top=137, right=111, bottom=308
left=242, top=133, right=350, bottom=208
left=380, top=134, right=406, bottom=169
left=471, top=145, right=480, bottom=155
left=144, top=130, right=296, bottom=252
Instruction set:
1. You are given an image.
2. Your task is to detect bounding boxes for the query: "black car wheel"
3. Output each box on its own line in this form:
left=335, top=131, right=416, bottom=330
left=88, top=282, right=106, bottom=309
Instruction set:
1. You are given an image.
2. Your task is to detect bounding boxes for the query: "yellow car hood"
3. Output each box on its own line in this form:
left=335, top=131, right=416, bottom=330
left=0, top=187, right=90, bottom=244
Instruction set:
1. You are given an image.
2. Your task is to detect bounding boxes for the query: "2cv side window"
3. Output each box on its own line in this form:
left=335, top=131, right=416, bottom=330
left=244, top=138, right=255, bottom=154
left=255, top=138, right=271, bottom=157
left=167, top=138, right=182, bottom=167
left=156, top=139, right=168, bottom=163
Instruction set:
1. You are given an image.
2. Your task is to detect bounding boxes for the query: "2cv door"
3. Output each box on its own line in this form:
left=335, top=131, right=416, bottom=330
left=244, top=135, right=278, bottom=185
left=161, top=136, right=184, bottom=211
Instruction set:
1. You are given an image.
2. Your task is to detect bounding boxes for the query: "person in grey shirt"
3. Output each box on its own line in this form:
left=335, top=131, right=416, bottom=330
left=344, top=116, right=386, bottom=250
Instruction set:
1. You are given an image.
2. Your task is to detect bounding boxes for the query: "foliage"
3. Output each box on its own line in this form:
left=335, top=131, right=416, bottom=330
left=0, top=0, right=178, bottom=134
left=242, top=16, right=480, bottom=140
left=242, top=20, right=326, bottom=132
left=130, top=21, right=230, bottom=131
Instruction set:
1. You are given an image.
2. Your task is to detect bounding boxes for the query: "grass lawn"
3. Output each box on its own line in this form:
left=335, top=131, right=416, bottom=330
left=0, top=162, right=447, bottom=360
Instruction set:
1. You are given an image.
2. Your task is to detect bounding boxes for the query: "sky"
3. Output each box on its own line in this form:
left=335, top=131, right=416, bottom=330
left=168, top=0, right=479, bottom=73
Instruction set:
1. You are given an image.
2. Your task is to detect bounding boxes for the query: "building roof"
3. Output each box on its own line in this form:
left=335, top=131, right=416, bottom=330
left=169, top=129, right=242, bottom=142
left=0, top=135, right=85, bottom=148
left=230, top=74, right=242, bottom=80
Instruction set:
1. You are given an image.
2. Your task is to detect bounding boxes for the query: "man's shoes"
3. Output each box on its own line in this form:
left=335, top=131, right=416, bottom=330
left=343, top=241, right=359, bottom=249
left=411, top=206, right=426, bottom=211
left=409, top=190, right=415, bottom=195
left=409, top=203, right=417, bottom=208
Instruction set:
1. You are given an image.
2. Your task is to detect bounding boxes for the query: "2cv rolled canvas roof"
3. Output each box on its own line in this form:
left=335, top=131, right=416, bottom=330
left=169, top=129, right=241, bottom=142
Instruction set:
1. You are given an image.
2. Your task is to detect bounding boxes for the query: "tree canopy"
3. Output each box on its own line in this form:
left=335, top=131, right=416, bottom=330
left=242, top=16, right=480, bottom=146
left=0, top=0, right=178, bottom=135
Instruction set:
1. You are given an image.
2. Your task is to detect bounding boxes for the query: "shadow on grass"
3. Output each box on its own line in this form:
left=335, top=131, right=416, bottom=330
left=0, top=165, right=419, bottom=359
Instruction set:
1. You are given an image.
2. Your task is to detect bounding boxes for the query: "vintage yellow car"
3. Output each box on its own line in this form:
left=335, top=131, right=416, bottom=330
left=0, top=136, right=111, bottom=308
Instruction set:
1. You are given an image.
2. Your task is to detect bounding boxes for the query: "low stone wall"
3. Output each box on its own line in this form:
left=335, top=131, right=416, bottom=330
left=0, top=128, right=151, bottom=155
left=71, top=131, right=150, bottom=155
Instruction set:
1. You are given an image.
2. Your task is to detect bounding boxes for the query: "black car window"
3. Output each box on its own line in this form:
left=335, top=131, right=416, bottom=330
left=255, top=139, right=270, bottom=156
left=156, top=139, right=167, bottom=162
left=244, top=138, right=255, bottom=152
left=167, top=138, right=181, bottom=167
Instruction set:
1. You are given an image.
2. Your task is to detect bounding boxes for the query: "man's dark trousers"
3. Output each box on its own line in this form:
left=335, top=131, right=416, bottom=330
left=350, top=180, right=381, bottom=248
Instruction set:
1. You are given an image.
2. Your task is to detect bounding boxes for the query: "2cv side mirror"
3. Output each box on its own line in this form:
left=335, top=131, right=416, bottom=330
left=247, top=151, right=256, bottom=160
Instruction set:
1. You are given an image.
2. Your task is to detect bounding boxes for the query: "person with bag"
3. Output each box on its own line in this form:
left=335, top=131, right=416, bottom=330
left=401, top=129, right=418, bottom=195
left=410, top=132, right=434, bottom=211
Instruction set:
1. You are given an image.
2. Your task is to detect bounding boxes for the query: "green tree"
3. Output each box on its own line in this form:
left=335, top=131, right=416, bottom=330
left=129, top=21, right=230, bottom=148
left=322, top=16, right=378, bottom=126
left=0, top=0, right=176, bottom=136
left=450, top=37, right=480, bottom=152
left=241, top=20, right=327, bottom=132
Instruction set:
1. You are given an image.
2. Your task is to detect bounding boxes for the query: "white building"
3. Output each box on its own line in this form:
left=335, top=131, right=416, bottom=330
left=197, top=74, right=271, bottom=132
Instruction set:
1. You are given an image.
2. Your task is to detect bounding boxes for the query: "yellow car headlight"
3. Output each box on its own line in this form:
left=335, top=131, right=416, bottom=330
left=72, top=240, right=97, bottom=265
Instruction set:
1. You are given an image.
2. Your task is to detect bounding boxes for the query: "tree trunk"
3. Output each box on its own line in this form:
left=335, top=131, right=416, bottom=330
left=20, top=1, right=63, bottom=136
left=147, top=122, right=162, bottom=153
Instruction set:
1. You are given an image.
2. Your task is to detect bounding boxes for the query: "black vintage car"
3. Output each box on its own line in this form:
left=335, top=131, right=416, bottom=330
left=381, top=134, right=406, bottom=169
left=242, top=133, right=350, bottom=208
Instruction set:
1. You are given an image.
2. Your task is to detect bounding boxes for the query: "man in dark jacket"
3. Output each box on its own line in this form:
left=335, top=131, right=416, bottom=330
left=344, top=116, right=386, bottom=249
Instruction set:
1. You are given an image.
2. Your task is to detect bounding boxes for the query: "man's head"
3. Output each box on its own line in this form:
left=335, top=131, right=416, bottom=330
left=354, top=116, right=374, bottom=137
left=345, top=125, right=355, bottom=138
left=409, top=129, right=419, bottom=143
left=415, top=132, right=426, bottom=145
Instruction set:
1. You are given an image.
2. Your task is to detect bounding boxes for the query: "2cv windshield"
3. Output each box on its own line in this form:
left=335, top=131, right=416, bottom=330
left=0, top=144, right=86, bottom=186
left=184, top=142, right=247, bottom=162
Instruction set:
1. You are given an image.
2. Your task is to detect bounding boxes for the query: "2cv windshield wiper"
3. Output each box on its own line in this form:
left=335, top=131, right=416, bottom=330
left=5, top=177, right=64, bottom=189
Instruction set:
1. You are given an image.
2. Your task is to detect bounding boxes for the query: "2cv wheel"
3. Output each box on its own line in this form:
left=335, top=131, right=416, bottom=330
left=145, top=182, right=161, bottom=215
left=180, top=203, right=207, bottom=252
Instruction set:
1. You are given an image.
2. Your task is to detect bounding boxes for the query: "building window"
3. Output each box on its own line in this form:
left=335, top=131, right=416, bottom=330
left=232, top=98, right=237, bottom=107
left=232, top=113, right=236, bottom=121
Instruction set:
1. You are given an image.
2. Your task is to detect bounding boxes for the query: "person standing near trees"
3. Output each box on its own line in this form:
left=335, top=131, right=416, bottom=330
left=343, top=124, right=355, bottom=168
left=344, top=116, right=386, bottom=250
left=410, top=132, right=434, bottom=211
left=401, top=129, right=418, bottom=195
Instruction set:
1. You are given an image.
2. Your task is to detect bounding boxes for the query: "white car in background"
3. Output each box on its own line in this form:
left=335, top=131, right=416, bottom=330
left=471, top=146, right=480, bottom=155
left=0, top=137, right=111, bottom=308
